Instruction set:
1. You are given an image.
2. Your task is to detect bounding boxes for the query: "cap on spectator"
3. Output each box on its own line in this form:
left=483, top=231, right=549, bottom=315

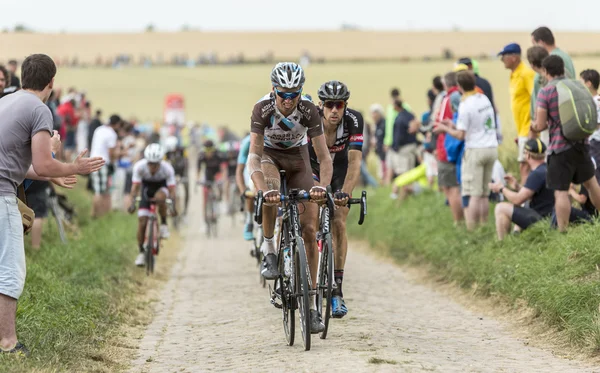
left=498, top=43, right=522, bottom=56
left=524, top=138, right=546, bottom=154
left=453, top=63, right=469, bottom=72
left=457, top=57, right=472, bottom=66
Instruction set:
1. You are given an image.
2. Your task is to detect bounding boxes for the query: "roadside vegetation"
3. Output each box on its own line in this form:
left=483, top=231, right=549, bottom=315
left=0, top=183, right=154, bottom=373
left=349, top=187, right=600, bottom=355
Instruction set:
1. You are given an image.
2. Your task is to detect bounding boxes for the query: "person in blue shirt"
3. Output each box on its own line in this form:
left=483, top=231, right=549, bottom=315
left=235, top=134, right=254, bottom=240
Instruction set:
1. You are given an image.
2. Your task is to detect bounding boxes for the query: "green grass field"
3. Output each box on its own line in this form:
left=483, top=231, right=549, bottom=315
left=56, top=57, right=600, bottom=156
left=348, top=188, right=600, bottom=356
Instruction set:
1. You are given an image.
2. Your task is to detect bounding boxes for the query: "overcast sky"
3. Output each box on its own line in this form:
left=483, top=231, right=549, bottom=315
left=3, top=0, right=600, bottom=33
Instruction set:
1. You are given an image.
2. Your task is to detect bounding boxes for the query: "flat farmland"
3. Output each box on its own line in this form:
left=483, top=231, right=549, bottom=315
left=55, top=56, right=600, bottom=157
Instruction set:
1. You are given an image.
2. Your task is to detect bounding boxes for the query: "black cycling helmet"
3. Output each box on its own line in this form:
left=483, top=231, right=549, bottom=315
left=203, top=140, right=215, bottom=150
left=317, top=80, right=350, bottom=101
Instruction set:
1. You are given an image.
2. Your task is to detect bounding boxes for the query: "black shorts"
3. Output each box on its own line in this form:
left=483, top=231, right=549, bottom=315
left=140, top=182, right=168, bottom=211
left=547, top=145, right=595, bottom=191
left=511, top=206, right=543, bottom=230
left=26, top=188, right=49, bottom=218
left=311, top=155, right=348, bottom=192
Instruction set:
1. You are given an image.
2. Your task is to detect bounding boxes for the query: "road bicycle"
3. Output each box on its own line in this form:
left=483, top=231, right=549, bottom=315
left=255, top=170, right=326, bottom=351
left=197, top=180, right=222, bottom=237
left=134, top=196, right=173, bottom=276
left=46, top=185, right=75, bottom=244
left=316, top=191, right=367, bottom=340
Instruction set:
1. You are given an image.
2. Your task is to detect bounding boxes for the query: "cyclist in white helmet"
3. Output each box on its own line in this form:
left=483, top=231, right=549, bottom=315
left=248, top=62, right=333, bottom=333
left=164, top=135, right=190, bottom=215
left=127, top=143, right=178, bottom=267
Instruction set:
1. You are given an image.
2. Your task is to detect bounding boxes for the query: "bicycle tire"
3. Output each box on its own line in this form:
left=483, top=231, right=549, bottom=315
left=205, top=195, right=213, bottom=237
left=295, top=237, right=311, bottom=351
left=146, top=219, right=155, bottom=276
left=280, top=236, right=295, bottom=346
left=320, top=233, right=334, bottom=339
left=49, top=197, right=67, bottom=244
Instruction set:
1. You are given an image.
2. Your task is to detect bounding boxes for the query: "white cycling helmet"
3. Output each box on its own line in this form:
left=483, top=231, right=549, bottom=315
left=144, top=143, right=165, bottom=163
left=270, top=62, right=305, bottom=89
left=164, top=136, right=179, bottom=153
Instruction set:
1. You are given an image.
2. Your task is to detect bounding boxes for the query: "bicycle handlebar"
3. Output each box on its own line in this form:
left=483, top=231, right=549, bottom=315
left=347, top=190, right=367, bottom=225
left=254, top=189, right=325, bottom=225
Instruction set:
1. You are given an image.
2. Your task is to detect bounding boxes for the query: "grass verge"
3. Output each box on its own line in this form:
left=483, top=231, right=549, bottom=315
left=348, top=187, right=600, bottom=356
left=0, top=182, right=163, bottom=373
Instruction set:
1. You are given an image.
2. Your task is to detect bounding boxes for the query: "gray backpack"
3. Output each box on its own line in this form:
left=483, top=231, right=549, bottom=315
left=547, top=78, right=598, bottom=141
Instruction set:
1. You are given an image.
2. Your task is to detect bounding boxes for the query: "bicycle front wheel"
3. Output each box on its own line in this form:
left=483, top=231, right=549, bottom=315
left=320, top=233, right=334, bottom=339
left=295, top=237, right=311, bottom=351
left=280, top=246, right=295, bottom=346
left=146, top=219, right=156, bottom=276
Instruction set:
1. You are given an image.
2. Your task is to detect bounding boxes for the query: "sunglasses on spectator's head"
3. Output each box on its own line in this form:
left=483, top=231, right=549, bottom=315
left=323, top=101, right=346, bottom=110
left=275, top=88, right=302, bottom=100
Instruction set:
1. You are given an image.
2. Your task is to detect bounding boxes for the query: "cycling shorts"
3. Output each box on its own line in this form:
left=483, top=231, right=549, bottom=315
left=311, top=160, right=347, bottom=192
left=139, top=181, right=169, bottom=218
left=262, top=144, right=313, bottom=193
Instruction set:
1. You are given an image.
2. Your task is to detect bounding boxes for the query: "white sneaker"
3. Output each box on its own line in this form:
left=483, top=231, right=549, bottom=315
left=160, top=224, right=170, bottom=238
left=135, top=253, right=145, bottom=266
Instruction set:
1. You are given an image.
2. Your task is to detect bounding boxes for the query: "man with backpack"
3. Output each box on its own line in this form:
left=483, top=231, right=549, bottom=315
left=532, top=55, right=600, bottom=232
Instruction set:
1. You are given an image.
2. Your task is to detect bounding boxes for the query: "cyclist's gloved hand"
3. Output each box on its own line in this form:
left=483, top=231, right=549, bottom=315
left=334, top=190, right=350, bottom=206
left=264, top=189, right=280, bottom=206
left=309, top=186, right=327, bottom=201
left=127, top=204, right=136, bottom=214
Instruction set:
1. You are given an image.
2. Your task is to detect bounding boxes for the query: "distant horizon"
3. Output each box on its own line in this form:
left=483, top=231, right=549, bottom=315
left=4, top=28, right=600, bottom=35
left=4, top=0, right=600, bottom=34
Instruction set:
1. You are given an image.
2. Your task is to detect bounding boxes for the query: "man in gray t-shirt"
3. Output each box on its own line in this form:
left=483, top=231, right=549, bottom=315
left=0, top=54, right=105, bottom=356
left=0, top=91, right=53, bottom=195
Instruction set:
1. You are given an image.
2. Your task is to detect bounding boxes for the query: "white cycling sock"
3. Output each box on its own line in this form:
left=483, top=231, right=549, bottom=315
left=310, top=293, right=317, bottom=311
left=262, top=236, right=276, bottom=255
left=245, top=211, right=252, bottom=225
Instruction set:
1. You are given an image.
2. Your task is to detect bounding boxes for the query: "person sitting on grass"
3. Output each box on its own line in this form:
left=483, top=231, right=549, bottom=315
left=488, top=139, right=554, bottom=240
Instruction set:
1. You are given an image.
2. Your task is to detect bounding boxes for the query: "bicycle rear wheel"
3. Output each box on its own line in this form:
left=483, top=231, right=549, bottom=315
left=295, top=237, right=311, bottom=351
left=319, top=233, right=334, bottom=339
left=205, top=196, right=213, bottom=237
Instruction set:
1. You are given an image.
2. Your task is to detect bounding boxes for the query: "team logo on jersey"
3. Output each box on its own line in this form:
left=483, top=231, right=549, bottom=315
left=329, top=144, right=346, bottom=153
left=349, top=134, right=364, bottom=145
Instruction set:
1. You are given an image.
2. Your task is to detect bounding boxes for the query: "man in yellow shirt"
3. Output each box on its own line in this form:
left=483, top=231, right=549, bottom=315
left=499, top=43, right=535, bottom=183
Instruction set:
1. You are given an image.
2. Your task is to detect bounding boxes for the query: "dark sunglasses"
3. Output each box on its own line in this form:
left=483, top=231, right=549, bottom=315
left=323, top=101, right=346, bottom=110
left=275, top=88, right=302, bottom=100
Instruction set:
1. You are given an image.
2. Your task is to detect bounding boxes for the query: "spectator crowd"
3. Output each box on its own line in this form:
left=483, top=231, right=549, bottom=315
left=366, top=26, right=600, bottom=240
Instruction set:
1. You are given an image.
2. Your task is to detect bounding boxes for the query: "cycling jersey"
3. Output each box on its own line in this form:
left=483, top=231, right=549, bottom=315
left=309, top=108, right=364, bottom=191
left=165, top=148, right=188, bottom=177
left=132, top=159, right=176, bottom=216
left=197, top=151, right=225, bottom=182
left=224, top=151, right=238, bottom=177
left=238, top=135, right=251, bottom=165
left=132, top=159, right=177, bottom=189
left=251, top=92, right=323, bottom=150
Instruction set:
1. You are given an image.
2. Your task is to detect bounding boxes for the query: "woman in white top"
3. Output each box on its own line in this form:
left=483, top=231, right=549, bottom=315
left=434, top=71, right=499, bottom=230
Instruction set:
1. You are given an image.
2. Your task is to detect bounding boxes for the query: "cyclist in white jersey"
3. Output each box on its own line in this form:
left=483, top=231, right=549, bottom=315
left=127, top=144, right=178, bottom=266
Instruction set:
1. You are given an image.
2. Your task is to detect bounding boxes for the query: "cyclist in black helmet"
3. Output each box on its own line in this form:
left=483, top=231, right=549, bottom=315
left=308, top=80, right=364, bottom=319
